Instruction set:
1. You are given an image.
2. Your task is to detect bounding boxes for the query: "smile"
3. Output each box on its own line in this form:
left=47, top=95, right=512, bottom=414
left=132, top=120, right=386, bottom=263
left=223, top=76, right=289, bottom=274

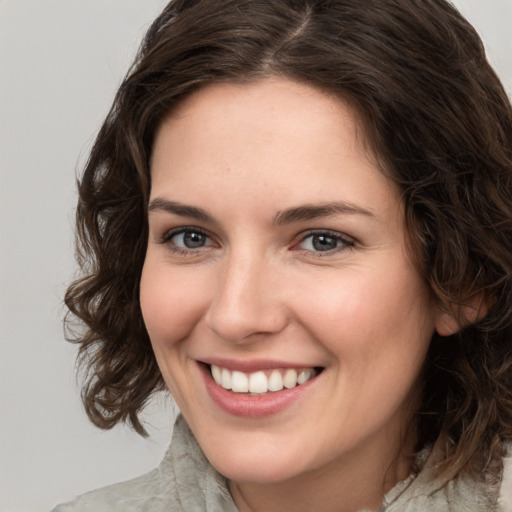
left=201, top=361, right=323, bottom=417
left=210, top=365, right=318, bottom=394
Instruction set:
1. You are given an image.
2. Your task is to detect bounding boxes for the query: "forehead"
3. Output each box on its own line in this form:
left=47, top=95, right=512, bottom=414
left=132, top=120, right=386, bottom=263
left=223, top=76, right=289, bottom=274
left=154, top=79, right=372, bottom=159
left=150, top=78, right=400, bottom=221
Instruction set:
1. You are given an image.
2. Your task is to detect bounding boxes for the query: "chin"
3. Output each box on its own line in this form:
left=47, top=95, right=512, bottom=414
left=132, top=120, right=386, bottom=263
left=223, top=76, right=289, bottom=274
left=198, top=431, right=315, bottom=485
left=211, top=455, right=304, bottom=485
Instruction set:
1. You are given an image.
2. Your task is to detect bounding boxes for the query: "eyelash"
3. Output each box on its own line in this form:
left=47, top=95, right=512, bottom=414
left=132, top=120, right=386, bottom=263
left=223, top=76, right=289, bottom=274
left=158, top=227, right=354, bottom=257
left=294, top=230, right=355, bottom=257
left=159, top=227, right=214, bottom=256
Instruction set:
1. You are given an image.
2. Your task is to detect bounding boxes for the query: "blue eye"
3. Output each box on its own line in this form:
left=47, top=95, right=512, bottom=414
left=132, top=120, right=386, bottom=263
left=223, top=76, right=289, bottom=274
left=298, top=231, right=353, bottom=253
left=178, top=231, right=207, bottom=248
left=161, top=228, right=214, bottom=252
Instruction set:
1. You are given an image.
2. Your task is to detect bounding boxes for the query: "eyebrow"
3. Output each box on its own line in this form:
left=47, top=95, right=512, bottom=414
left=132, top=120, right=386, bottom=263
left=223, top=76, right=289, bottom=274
left=147, top=198, right=377, bottom=225
left=273, top=202, right=377, bottom=225
left=147, top=198, right=215, bottom=223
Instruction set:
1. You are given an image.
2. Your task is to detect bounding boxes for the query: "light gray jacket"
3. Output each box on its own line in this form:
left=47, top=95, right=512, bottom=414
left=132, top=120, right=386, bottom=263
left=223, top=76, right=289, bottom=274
left=52, top=415, right=512, bottom=512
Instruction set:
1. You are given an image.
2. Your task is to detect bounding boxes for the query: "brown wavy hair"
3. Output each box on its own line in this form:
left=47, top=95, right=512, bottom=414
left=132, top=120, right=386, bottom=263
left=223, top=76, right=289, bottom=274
left=65, top=0, right=512, bottom=480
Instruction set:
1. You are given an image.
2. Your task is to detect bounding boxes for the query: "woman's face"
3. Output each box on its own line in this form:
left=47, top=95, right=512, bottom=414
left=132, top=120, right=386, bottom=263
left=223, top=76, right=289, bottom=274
left=141, top=78, right=440, bottom=486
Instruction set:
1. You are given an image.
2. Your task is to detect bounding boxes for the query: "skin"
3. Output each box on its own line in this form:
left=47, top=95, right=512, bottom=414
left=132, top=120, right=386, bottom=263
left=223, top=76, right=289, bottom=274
left=140, top=78, right=451, bottom=512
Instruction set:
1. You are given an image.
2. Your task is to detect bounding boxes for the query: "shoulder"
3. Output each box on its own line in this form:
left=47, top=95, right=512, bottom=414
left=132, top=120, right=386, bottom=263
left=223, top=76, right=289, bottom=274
left=50, top=415, right=237, bottom=512
left=50, top=466, right=180, bottom=512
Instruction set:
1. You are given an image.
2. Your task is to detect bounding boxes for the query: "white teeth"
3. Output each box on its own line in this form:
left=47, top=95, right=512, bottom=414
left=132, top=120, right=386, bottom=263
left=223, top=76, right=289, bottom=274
left=268, top=369, right=283, bottom=392
left=249, top=371, right=268, bottom=393
left=283, top=369, right=298, bottom=389
left=231, top=371, right=249, bottom=392
left=211, top=365, right=222, bottom=384
left=210, top=364, right=317, bottom=394
left=297, top=369, right=313, bottom=385
left=221, top=368, right=232, bottom=390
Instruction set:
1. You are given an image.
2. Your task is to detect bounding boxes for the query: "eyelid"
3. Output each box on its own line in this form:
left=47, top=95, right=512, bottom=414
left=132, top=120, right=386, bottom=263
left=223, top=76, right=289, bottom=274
left=293, top=229, right=355, bottom=254
left=156, top=226, right=354, bottom=257
left=158, top=226, right=218, bottom=256
left=159, top=225, right=210, bottom=243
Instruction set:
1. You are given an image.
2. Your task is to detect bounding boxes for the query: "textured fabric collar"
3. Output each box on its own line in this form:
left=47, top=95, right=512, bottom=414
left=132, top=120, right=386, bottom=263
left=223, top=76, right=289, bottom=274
left=379, top=441, right=500, bottom=512
left=162, top=415, right=238, bottom=512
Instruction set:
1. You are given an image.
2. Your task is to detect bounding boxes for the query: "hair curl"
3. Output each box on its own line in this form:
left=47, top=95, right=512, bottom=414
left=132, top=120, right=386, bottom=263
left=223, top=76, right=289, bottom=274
left=65, top=0, right=512, bottom=480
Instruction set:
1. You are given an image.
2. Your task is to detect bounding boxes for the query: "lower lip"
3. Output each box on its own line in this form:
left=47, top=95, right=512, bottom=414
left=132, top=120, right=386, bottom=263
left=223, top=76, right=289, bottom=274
left=200, top=364, right=319, bottom=418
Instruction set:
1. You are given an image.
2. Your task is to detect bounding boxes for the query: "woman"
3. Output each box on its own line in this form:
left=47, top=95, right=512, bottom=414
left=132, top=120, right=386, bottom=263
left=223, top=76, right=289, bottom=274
left=53, top=0, right=512, bottom=510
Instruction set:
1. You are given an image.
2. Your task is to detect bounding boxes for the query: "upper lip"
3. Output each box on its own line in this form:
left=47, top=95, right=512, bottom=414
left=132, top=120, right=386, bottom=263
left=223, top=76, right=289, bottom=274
left=199, top=357, right=322, bottom=373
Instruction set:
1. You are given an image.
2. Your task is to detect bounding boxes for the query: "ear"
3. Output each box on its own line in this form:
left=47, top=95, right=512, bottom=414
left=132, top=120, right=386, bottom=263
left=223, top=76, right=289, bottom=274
left=435, top=294, right=488, bottom=337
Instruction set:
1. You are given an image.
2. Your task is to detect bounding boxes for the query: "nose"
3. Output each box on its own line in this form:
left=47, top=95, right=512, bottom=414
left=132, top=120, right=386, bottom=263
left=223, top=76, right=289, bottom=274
left=204, top=250, right=288, bottom=343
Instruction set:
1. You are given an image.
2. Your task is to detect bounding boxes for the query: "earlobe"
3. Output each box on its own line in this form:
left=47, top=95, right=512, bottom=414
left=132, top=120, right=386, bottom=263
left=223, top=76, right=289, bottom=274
left=434, top=295, right=488, bottom=337
left=434, top=310, right=461, bottom=337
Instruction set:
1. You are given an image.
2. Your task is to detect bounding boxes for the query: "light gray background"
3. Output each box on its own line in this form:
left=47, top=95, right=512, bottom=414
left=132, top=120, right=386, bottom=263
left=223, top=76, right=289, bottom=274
left=0, top=1, right=511, bottom=511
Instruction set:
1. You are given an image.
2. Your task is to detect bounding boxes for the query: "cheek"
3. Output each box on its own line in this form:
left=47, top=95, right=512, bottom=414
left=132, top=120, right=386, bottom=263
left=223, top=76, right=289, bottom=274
left=291, top=263, right=435, bottom=363
left=139, top=260, right=211, bottom=349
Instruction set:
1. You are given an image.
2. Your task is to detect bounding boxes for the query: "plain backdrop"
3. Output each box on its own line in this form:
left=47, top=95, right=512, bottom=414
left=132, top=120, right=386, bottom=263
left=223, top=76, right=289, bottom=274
left=0, top=1, right=511, bottom=511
